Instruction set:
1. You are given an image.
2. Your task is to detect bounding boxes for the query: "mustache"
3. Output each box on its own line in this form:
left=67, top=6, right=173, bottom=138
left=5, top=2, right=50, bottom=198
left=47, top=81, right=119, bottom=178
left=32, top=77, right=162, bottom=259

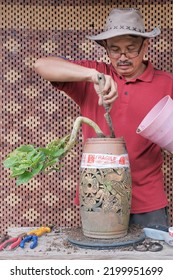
left=117, top=61, right=132, bottom=66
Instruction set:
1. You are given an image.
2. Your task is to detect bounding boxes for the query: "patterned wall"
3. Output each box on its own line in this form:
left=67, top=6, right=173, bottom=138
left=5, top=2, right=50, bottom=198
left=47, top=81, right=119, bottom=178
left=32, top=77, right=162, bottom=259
left=1, top=0, right=173, bottom=233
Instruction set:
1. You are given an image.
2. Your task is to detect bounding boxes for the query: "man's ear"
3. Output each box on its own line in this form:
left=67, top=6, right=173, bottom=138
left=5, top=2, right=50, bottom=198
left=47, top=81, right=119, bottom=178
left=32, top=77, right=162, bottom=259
left=102, top=40, right=110, bottom=57
left=102, top=40, right=107, bottom=48
left=143, top=39, right=149, bottom=54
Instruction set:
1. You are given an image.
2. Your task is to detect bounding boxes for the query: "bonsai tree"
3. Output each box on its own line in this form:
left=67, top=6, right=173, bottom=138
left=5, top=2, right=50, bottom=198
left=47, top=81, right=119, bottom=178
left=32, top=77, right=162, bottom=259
left=4, top=116, right=105, bottom=186
left=4, top=74, right=115, bottom=186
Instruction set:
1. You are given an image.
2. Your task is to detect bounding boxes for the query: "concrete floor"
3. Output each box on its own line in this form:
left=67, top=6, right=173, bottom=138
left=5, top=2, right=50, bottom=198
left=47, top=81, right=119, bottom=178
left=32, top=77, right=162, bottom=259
left=0, top=227, right=173, bottom=260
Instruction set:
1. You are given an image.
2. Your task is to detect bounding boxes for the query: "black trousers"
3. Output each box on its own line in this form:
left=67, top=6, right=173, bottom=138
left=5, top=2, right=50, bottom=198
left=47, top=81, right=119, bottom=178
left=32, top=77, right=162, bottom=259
left=129, top=207, right=169, bottom=228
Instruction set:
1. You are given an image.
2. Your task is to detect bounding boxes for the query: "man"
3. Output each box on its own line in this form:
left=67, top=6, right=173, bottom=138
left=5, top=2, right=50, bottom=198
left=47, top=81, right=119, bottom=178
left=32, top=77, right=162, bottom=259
left=35, top=8, right=173, bottom=227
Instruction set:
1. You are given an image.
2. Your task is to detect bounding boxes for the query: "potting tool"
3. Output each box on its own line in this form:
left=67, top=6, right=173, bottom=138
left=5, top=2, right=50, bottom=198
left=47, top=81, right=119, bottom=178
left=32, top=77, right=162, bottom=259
left=0, top=234, right=10, bottom=245
left=0, top=233, right=27, bottom=251
left=97, top=73, right=115, bottom=138
left=20, top=235, right=38, bottom=249
left=27, top=225, right=53, bottom=236
left=143, top=227, right=173, bottom=246
left=20, top=225, right=53, bottom=249
left=133, top=241, right=163, bottom=252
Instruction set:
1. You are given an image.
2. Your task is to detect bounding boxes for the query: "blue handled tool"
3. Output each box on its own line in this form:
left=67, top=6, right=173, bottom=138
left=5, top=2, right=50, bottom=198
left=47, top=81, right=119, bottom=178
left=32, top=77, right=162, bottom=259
left=20, top=235, right=38, bottom=249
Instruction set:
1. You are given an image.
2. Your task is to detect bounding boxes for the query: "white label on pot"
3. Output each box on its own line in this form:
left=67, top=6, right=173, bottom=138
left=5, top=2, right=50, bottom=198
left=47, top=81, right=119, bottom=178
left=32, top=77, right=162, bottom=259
left=80, top=153, right=129, bottom=168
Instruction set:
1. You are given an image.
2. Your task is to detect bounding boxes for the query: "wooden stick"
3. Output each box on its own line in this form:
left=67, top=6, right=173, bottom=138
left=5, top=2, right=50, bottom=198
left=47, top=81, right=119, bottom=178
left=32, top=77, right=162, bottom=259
left=97, top=73, right=116, bottom=138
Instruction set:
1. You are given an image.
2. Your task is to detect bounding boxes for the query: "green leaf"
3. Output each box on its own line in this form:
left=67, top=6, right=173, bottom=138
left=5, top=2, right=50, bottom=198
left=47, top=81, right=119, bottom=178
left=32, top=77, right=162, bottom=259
left=43, top=159, right=58, bottom=169
left=31, top=152, right=46, bottom=167
left=50, top=148, right=65, bottom=158
left=16, top=145, right=35, bottom=153
left=18, top=160, right=32, bottom=166
left=39, top=147, right=51, bottom=156
left=31, top=164, right=44, bottom=176
left=11, top=167, right=28, bottom=177
left=4, top=157, right=17, bottom=168
left=27, top=150, right=38, bottom=160
left=18, top=163, right=32, bottom=169
left=16, top=171, right=34, bottom=186
left=46, top=134, right=70, bottom=150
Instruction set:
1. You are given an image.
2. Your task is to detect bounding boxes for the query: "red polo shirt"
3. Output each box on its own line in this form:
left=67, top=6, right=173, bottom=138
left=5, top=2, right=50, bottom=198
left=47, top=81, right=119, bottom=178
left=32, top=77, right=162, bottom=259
left=52, top=60, right=173, bottom=213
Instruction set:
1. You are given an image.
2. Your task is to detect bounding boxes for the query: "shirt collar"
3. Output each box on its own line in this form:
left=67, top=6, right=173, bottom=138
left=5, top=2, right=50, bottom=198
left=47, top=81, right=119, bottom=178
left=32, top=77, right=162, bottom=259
left=136, top=61, right=154, bottom=82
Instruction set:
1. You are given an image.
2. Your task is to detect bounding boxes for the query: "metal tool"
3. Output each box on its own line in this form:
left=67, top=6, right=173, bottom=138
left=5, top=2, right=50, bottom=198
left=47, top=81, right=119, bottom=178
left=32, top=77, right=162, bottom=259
left=97, top=73, right=115, bottom=138
left=19, top=226, right=53, bottom=249
left=0, top=234, right=10, bottom=245
left=133, top=241, right=163, bottom=252
left=144, top=227, right=173, bottom=246
left=0, top=233, right=27, bottom=251
left=20, top=235, right=38, bottom=249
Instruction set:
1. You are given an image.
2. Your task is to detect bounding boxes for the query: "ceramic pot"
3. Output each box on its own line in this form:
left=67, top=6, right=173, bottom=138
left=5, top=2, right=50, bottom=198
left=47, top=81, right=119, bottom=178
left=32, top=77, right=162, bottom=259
left=79, top=137, right=132, bottom=239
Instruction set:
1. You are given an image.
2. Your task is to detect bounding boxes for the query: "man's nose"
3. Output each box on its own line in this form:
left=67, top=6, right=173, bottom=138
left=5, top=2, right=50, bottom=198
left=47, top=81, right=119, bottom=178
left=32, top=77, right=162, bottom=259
left=119, top=53, right=128, bottom=60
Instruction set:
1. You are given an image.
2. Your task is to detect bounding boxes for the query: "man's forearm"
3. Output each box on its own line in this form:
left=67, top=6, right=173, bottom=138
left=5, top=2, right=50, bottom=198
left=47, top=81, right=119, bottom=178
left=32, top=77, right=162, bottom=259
left=34, top=56, right=98, bottom=83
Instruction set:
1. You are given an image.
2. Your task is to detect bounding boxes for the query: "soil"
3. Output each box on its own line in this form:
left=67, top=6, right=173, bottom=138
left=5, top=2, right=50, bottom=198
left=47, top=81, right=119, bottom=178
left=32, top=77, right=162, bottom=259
left=0, top=225, right=172, bottom=259
left=66, top=224, right=145, bottom=250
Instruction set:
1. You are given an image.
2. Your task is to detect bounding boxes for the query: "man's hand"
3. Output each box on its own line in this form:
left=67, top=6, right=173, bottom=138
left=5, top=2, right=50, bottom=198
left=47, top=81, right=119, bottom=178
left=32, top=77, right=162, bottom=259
left=93, top=74, right=118, bottom=108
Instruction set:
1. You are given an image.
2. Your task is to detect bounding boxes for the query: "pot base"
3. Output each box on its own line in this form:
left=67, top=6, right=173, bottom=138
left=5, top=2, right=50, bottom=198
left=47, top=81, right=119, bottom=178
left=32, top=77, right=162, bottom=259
left=81, top=211, right=128, bottom=239
left=67, top=226, right=145, bottom=250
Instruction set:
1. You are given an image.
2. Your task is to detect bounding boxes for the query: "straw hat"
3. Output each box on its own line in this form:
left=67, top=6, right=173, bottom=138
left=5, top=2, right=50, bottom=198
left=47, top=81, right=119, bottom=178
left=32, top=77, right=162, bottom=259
left=87, top=8, right=160, bottom=46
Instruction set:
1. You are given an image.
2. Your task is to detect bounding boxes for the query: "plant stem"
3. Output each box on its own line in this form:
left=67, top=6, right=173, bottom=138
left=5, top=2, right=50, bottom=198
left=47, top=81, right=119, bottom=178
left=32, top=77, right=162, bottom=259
left=63, top=116, right=105, bottom=156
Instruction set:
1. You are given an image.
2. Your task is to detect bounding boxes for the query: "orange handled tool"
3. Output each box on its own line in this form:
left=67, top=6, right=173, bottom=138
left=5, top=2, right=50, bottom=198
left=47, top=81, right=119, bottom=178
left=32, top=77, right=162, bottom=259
left=27, top=225, right=53, bottom=237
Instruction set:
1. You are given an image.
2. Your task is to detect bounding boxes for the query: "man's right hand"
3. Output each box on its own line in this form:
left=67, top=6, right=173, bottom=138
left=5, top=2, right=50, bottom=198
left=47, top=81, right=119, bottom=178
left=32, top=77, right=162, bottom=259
left=92, top=73, right=118, bottom=108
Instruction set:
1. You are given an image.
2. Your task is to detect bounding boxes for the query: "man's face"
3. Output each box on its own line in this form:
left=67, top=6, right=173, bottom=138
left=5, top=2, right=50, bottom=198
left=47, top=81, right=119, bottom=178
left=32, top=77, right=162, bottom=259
left=105, top=35, right=149, bottom=79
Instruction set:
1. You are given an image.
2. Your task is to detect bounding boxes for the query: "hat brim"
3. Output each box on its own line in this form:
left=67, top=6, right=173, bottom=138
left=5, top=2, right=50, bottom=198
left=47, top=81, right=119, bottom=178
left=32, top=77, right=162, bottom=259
left=87, top=27, right=160, bottom=46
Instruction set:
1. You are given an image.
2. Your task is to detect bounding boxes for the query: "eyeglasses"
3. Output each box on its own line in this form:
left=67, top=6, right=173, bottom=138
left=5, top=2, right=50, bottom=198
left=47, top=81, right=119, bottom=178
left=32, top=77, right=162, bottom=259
left=107, top=39, right=145, bottom=59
